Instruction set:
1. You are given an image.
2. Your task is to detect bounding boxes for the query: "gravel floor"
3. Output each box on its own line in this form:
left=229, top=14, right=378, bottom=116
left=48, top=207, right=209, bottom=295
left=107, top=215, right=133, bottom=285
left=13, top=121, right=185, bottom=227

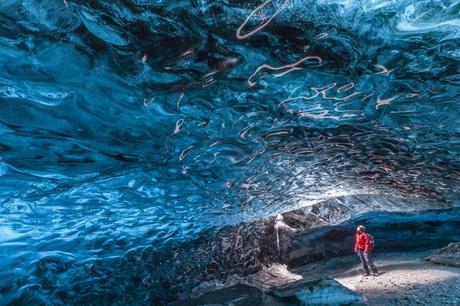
left=334, top=252, right=460, bottom=305
left=192, top=250, right=460, bottom=305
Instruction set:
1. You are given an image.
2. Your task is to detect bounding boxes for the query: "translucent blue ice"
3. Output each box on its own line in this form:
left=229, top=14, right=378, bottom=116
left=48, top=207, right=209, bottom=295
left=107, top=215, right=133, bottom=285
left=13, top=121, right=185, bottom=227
left=0, top=0, right=458, bottom=304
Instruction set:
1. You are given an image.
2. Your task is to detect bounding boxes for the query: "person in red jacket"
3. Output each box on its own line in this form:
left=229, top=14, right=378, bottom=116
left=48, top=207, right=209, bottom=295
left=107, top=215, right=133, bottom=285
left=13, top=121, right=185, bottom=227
left=354, top=225, right=379, bottom=276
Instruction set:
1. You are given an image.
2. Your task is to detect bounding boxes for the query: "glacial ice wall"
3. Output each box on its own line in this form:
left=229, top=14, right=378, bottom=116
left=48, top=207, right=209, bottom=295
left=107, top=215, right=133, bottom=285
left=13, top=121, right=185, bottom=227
left=0, top=0, right=459, bottom=304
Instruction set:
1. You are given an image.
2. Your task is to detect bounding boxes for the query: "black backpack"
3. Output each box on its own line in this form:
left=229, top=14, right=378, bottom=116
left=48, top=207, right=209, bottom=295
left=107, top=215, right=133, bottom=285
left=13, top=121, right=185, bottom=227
left=367, top=234, right=375, bottom=250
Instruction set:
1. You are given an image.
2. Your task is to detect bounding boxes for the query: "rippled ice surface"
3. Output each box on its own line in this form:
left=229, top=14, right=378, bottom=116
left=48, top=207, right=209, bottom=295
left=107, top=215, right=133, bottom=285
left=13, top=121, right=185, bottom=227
left=0, top=0, right=459, bottom=304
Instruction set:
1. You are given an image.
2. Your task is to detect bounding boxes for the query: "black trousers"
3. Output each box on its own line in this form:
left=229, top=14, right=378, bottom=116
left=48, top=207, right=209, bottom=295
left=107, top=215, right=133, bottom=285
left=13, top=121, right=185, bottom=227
left=357, top=250, right=378, bottom=274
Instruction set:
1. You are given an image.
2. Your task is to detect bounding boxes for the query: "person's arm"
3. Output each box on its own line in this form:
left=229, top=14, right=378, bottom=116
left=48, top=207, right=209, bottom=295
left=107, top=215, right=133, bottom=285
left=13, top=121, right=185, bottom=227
left=354, top=234, right=358, bottom=252
left=364, top=234, right=370, bottom=253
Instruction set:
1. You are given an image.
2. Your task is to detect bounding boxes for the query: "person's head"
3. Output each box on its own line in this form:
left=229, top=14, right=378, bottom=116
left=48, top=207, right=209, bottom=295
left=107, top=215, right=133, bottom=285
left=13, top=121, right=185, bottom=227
left=356, top=225, right=365, bottom=234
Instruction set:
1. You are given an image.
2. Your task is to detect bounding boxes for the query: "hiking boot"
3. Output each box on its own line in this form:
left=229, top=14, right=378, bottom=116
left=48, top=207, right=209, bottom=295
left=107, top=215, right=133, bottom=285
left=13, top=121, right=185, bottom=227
left=363, top=272, right=370, bottom=277
left=372, top=272, right=379, bottom=276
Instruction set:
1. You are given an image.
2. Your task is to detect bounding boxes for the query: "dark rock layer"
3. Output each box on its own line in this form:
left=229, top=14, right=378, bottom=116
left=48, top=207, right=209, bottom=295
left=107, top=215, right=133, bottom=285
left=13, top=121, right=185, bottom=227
left=288, top=209, right=460, bottom=267
left=425, top=242, right=460, bottom=267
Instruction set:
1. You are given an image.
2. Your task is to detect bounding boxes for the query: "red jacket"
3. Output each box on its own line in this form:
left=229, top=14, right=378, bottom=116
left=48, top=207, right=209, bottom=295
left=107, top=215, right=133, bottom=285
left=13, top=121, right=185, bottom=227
left=354, top=232, right=371, bottom=253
